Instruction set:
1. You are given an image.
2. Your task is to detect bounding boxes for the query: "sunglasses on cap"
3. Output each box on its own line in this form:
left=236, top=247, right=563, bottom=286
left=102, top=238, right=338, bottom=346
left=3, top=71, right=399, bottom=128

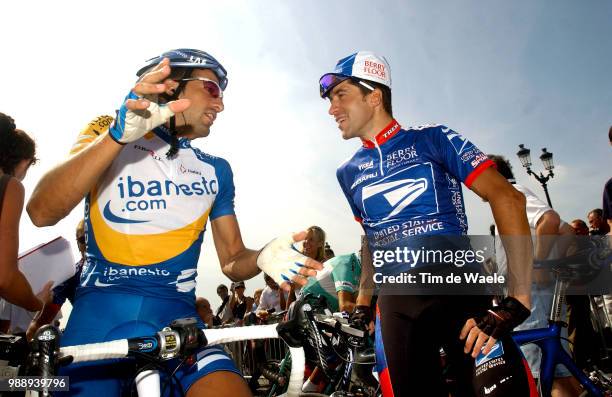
left=180, top=77, right=224, bottom=99
left=319, top=74, right=374, bottom=98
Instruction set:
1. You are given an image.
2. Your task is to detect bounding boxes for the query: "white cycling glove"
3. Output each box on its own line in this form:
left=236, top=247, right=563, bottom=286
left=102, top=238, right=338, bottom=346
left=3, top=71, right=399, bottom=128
left=257, top=233, right=310, bottom=285
left=109, top=92, right=175, bottom=144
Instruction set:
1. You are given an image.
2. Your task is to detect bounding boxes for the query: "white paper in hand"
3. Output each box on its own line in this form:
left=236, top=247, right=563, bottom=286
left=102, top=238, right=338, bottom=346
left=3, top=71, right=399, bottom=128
left=18, top=236, right=76, bottom=292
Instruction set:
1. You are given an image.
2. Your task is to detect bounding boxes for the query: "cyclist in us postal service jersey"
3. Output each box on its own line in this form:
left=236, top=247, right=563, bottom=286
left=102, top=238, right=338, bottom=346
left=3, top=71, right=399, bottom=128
left=27, top=49, right=323, bottom=397
left=320, top=51, right=536, bottom=397
left=336, top=120, right=491, bottom=252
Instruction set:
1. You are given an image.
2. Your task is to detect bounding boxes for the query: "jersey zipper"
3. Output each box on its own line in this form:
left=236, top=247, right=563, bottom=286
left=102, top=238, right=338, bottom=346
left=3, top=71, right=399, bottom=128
left=372, top=140, right=385, bottom=176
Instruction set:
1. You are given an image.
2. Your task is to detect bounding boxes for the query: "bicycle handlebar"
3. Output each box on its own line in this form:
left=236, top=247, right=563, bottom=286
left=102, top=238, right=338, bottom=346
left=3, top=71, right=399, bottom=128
left=53, top=322, right=305, bottom=397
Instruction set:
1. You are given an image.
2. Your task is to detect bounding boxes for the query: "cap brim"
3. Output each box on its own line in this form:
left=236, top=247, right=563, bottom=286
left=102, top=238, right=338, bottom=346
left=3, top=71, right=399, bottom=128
left=319, top=73, right=351, bottom=98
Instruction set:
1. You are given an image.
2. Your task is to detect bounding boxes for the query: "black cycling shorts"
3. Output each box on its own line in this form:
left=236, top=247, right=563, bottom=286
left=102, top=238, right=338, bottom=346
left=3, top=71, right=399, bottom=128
left=375, top=294, right=537, bottom=397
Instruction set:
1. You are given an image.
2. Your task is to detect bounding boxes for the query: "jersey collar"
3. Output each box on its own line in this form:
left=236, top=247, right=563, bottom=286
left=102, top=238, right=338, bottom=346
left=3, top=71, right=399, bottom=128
left=153, top=125, right=190, bottom=148
left=361, top=119, right=401, bottom=149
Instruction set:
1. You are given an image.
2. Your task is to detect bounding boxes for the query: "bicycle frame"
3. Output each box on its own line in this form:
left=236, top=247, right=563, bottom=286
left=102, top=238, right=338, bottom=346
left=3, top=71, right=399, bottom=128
left=512, top=322, right=602, bottom=397
left=511, top=273, right=605, bottom=397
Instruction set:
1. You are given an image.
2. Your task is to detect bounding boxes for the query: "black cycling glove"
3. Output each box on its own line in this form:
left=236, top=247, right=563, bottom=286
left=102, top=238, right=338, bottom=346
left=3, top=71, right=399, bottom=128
left=475, top=297, right=531, bottom=339
left=350, top=305, right=372, bottom=331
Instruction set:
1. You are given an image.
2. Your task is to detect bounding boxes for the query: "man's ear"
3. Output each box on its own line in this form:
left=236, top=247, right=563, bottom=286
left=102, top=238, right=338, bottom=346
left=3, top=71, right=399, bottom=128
left=368, top=89, right=382, bottom=108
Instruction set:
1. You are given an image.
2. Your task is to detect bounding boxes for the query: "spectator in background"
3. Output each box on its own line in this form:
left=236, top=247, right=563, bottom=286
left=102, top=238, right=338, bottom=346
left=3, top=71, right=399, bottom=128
left=0, top=112, right=52, bottom=314
left=489, top=154, right=580, bottom=397
left=229, top=281, right=253, bottom=324
left=566, top=221, right=601, bottom=371
left=26, top=220, right=86, bottom=339
left=257, top=274, right=286, bottom=319
left=214, top=284, right=233, bottom=326
left=302, top=226, right=326, bottom=262
left=570, top=219, right=589, bottom=236
left=252, top=288, right=263, bottom=312
left=588, top=209, right=610, bottom=236
left=196, top=297, right=214, bottom=328
left=288, top=226, right=328, bottom=307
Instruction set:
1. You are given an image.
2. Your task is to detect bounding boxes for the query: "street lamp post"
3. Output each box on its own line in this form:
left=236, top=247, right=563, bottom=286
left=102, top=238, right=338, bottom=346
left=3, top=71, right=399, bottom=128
left=516, top=144, right=555, bottom=208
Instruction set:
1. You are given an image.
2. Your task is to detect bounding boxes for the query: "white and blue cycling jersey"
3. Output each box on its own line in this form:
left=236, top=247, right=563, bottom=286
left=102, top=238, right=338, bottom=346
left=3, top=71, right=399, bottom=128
left=71, top=116, right=235, bottom=305
left=58, top=116, right=240, bottom=396
left=336, top=119, right=494, bottom=272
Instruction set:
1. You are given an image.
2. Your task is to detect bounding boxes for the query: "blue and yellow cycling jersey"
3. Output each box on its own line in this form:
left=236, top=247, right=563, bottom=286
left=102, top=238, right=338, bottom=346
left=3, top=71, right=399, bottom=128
left=71, top=116, right=235, bottom=305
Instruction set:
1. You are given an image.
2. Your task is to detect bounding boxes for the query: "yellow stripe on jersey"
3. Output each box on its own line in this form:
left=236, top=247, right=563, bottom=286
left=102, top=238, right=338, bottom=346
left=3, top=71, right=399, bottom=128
left=89, top=184, right=211, bottom=266
left=70, top=115, right=114, bottom=155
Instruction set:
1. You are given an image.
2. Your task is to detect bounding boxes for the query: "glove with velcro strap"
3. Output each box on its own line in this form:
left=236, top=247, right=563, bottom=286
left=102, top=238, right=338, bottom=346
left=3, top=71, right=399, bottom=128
left=109, top=91, right=175, bottom=144
left=475, top=297, right=531, bottom=339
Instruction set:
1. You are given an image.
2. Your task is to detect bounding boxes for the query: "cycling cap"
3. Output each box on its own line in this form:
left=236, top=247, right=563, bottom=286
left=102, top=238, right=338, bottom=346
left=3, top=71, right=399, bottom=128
left=319, top=51, right=391, bottom=98
left=136, top=48, right=228, bottom=90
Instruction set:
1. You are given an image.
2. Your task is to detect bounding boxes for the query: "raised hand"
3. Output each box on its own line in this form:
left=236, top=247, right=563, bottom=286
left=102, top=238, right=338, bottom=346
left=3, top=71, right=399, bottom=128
left=109, top=58, right=191, bottom=144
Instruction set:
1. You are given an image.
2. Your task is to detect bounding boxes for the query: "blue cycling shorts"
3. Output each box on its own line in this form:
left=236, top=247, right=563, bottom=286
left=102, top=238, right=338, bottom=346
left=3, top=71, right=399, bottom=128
left=57, top=291, right=241, bottom=396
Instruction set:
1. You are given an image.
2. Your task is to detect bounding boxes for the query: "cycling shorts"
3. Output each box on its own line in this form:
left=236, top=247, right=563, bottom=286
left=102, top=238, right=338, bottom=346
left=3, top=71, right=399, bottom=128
left=375, top=294, right=537, bottom=397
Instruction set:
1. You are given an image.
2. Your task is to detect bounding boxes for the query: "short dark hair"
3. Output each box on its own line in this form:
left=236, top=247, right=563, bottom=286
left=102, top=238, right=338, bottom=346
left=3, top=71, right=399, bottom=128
left=589, top=209, right=603, bottom=218
left=571, top=219, right=588, bottom=229
left=349, top=79, right=393, bottom=117
left=487, top=154, right=515, bottom=180
left=0, top=113, right=37, bottom=175
left=216, top=284, right=228, bottom=292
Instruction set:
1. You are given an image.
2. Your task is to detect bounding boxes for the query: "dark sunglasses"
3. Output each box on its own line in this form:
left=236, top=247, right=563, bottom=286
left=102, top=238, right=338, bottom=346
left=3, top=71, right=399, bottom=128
left=180, top=77, right=224, bottom=99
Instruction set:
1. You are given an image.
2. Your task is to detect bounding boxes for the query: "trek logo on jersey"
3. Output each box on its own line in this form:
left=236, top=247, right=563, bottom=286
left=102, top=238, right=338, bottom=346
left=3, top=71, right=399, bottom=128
left=442, top=127, right=475, bottom=155
left=381, top=122, right=400, bottom=140
left=361, top=164, right=436, bottom=221
left=102, top=175, right=217, bottom=224
left=475, top=341, right=504, bottom=366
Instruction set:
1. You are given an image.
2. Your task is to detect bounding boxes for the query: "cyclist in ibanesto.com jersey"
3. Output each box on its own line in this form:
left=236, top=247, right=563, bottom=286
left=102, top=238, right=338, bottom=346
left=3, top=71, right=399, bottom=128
left=320, top=51, right=537, bottom=397
left=27, top=49, right=323, bottom=397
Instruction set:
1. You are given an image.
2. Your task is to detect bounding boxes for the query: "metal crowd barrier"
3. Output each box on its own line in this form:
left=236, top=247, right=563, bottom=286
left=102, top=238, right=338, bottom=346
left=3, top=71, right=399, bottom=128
left=214, top=317, right=289, bottom=378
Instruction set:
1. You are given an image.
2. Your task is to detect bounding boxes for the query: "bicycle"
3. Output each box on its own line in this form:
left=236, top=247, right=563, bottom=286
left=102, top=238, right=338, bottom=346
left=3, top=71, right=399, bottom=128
left=0, top=317, right=306, bottom=396
left=256, top=295, right=379, bottom=397
left=511, top=239, right=612, bottom=397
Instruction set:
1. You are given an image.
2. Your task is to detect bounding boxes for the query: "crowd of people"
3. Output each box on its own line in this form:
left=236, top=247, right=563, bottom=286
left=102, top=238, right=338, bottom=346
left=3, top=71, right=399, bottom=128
left=0, top=47, right=610, bottom=397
